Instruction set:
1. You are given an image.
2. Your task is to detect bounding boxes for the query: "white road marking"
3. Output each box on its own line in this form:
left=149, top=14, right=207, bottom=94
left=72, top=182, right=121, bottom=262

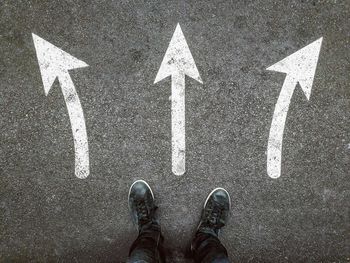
left=267, top=37, right=323, bottom=179
left=154, top=24, right=202, bottom=176
left=32, top=33, right=89, bottom=179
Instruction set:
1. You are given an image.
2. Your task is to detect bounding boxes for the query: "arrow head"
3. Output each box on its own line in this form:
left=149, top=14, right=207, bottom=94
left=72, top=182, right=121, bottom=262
left=32, top=33, right=88, bottom=95
left=267, top=37, right=323, bottom=100
left=154, top=24, right=202, bottom=84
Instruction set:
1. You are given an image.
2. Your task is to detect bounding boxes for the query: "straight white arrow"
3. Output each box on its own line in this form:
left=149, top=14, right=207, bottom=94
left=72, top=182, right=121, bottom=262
left=154, top=24, right=202, bottom=176
left=32, top=33, right=89, bottom=179
left=266, top=37, right=323, bottom=179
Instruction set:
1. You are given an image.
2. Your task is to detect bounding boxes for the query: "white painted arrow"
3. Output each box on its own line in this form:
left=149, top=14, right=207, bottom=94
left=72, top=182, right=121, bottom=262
left=154, top=24, right=202, bottom=176
left=32, top=33, right=89, bottom=179
left=266, top=37, right=323, bottom=179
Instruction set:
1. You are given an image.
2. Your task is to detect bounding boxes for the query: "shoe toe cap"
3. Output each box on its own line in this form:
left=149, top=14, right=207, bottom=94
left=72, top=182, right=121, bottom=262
left=212, top=188, right=231, bottom=208
left=129, top=180, right=153, bottom=200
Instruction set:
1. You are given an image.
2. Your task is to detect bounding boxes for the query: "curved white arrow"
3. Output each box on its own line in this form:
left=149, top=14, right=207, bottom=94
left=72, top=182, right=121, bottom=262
left=154, top=24, right=202, bottom=176
left=32, top=33, right=89, bottom=179
left=267, top=37, right=323, bottom=179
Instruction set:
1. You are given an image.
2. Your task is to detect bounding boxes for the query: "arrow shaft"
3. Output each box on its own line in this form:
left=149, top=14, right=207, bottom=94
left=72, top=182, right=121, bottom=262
left=267, top=75, right=296, bottom=179
left=58, top=73, right=89, bottom=179
left=171, top=73, right=186, bottom=176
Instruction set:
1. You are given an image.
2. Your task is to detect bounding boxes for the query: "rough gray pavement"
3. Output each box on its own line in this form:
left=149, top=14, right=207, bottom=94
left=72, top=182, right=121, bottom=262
left=0, top=0, right=349, bottom=262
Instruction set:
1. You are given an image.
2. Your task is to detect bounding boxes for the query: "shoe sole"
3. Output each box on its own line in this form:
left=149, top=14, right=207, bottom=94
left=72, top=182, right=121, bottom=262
left=203, top=187, right=231, bottom=209
left=128, top=179, right=155, bottom=211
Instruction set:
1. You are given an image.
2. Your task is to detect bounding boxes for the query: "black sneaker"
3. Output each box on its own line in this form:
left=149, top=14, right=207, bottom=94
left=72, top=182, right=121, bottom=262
left=128, top=180, right=157, bottom=231
left=197, top=187, right=231, bottom=237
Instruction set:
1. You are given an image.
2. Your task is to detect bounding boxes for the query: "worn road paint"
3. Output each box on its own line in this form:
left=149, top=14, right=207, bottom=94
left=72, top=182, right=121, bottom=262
left=267, top=37, right=323, bottom=179
left=154, top=24, right=202, bottom=176
left=32, top=33, right=89, bottom=179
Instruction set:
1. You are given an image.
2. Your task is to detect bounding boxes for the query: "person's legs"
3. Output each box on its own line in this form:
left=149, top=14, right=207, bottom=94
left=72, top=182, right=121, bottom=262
left=191, top=188, right=231, bottom=263
left=127, top=180, right=165, bottom=263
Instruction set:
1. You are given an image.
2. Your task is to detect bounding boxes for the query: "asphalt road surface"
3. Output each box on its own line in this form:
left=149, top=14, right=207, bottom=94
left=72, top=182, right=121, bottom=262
left=1, top=0, right=349, bottom=262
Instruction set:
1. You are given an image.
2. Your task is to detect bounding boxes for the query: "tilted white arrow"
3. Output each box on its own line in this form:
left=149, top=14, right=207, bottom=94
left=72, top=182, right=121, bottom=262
left=154, top=24, right=202, bottom=176
left=267, top=37, right=323, bottom=179
left=32, top=33, right=89, bottom=179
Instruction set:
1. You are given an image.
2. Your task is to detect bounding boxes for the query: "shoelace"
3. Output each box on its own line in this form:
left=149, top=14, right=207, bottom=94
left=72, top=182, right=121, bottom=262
left=135, top=199, right=151, bottom=224
left=204, top=199, right=225, bottom=229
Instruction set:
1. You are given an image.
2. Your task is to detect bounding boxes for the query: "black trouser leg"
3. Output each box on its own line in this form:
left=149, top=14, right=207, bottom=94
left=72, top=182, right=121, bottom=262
left=192, top=231, right=230, bottom=263
left=128, top=222, right=165, bottom=263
